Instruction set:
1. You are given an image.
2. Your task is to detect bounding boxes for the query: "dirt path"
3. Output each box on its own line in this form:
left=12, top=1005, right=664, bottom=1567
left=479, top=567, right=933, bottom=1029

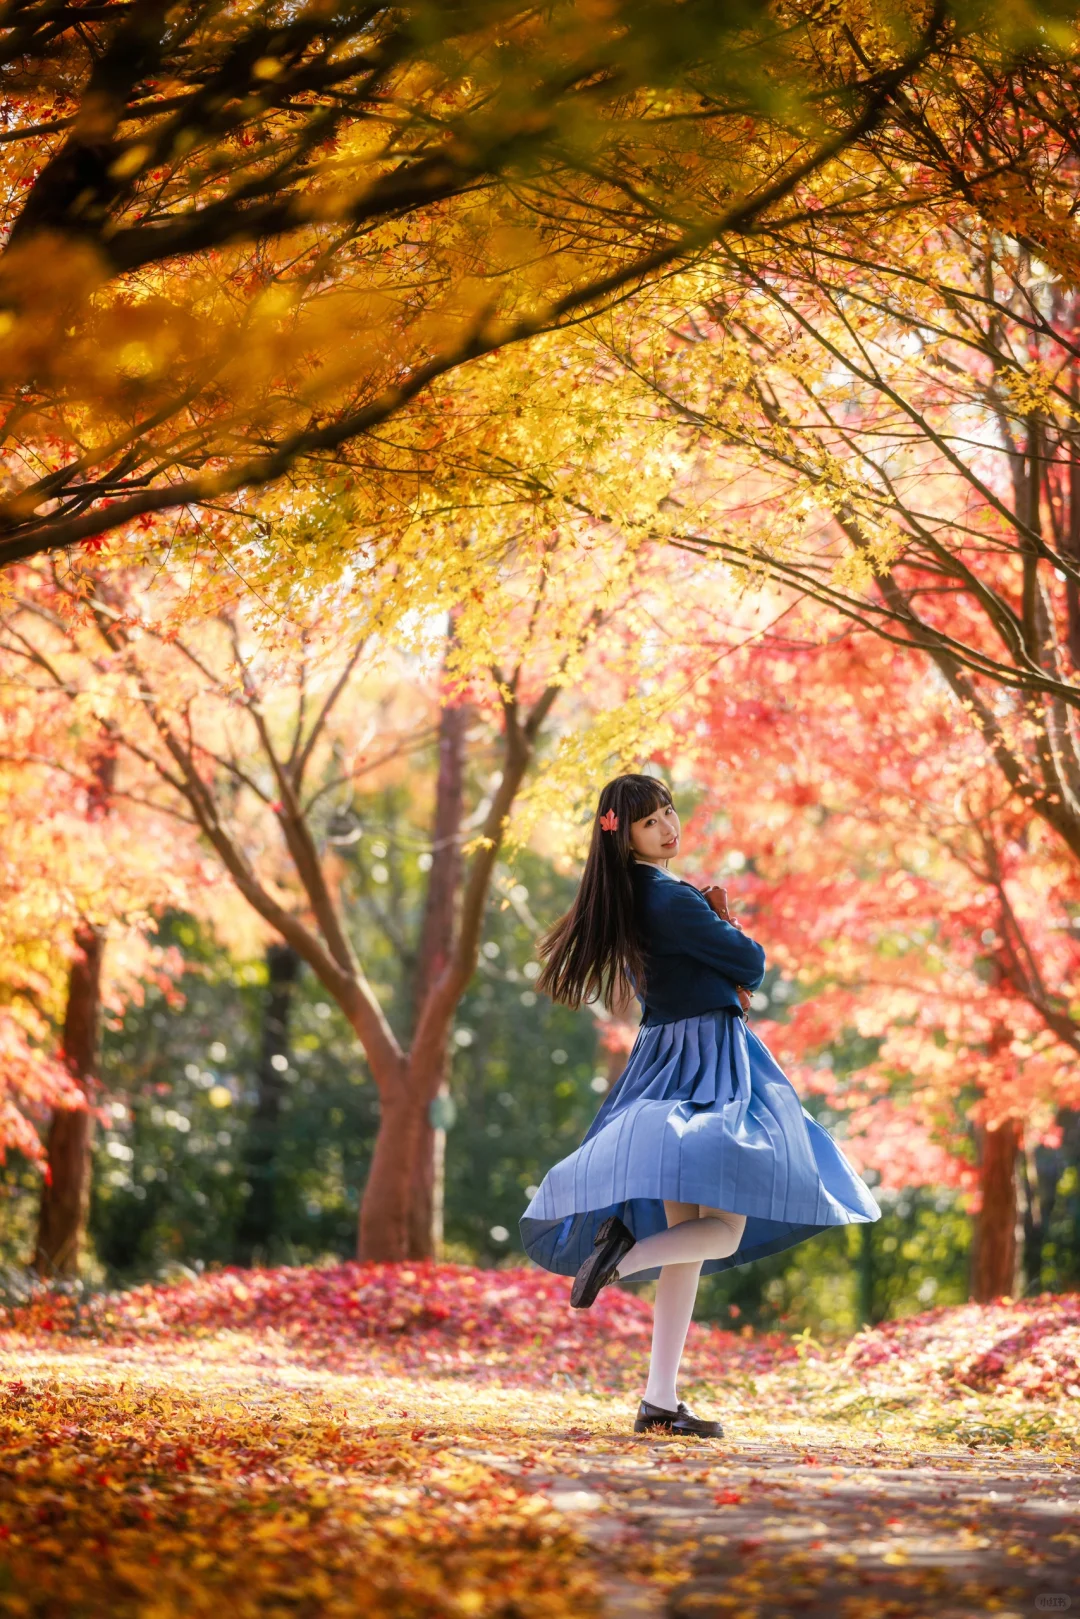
left=2, top=1337, right=1076, bottom=1618
left=469, top=1425, right=1080, bottom=1618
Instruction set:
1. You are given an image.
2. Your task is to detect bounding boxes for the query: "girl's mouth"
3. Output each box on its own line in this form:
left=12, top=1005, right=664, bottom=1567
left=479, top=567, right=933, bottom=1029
left=662, top=837, right=678, bottom=849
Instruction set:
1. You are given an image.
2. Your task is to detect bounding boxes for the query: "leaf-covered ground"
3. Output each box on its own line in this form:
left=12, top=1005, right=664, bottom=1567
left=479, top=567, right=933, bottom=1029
left=1, top=1264, right=1077, bottom=1617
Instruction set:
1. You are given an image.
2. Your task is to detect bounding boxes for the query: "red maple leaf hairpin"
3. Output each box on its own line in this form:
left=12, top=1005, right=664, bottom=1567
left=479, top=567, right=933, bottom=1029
left=599, top=809, right=619, bottom=832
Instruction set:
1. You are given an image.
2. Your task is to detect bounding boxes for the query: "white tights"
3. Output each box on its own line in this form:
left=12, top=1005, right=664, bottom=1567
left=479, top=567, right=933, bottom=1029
left=619, top=1204, right=747, bottom=1413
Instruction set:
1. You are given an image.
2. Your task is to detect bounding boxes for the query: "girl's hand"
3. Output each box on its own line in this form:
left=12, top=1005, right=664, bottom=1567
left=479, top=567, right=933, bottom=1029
left=737, top=986, right=752, bottom=1015
left=700, top=883, right=739, bottom=924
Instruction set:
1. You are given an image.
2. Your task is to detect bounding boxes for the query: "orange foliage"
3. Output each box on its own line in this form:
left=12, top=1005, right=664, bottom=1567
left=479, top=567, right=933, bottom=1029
left=0, top=611, right=205, bottom=1162
left=674, top=623, right=1080, bottom=1196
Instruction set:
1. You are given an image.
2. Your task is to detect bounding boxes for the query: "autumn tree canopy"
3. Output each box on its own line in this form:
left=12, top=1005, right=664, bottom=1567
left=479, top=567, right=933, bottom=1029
left=0, top=0, right=1061, bottom=571
left=438, top=36, right=1080, bottom=888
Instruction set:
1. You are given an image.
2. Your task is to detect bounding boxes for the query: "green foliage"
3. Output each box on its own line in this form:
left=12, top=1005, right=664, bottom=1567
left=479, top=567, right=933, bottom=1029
left=89, top=914, right=380, bottom=1275
left=77, top=874, right=602, bottom=1280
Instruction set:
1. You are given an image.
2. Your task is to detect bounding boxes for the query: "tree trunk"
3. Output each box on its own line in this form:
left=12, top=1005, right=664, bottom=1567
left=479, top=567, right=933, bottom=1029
left=1067, top=369, right=1080, bottom=669
left=1018, top=1143, right=1041, bottom=1295
left=236, top=942, right=300, bottom=1264
left=354, top=625, right=554, bottom=1263
left=404, top=687, right=470, bottom=1260
left=407, top=1056, right=452, bottom=1260
left=430, top=1081, right=450, bottom=1256
left=971, top=1116, right=1021, bottom=1303
left=358, top=1082, right=426, bottom=1261
left=856, top=1217, right=876, bottom=1327
left=32, top=922, right=105, bottom=1279
left=1017, top=1129, right=1065, bottom=1296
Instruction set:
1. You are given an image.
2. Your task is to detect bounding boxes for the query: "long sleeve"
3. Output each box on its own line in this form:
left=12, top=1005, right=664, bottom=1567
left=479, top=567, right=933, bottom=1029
left=649, top=883, right=766, bottom=989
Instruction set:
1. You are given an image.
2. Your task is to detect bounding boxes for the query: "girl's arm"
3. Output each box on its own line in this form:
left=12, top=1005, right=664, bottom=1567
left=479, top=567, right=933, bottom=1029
left=653, top=884, right=767, bottom=988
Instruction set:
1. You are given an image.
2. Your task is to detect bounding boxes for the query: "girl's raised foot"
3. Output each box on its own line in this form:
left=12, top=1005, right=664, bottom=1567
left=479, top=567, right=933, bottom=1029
left=570, top=1215, right=635, bottom=1308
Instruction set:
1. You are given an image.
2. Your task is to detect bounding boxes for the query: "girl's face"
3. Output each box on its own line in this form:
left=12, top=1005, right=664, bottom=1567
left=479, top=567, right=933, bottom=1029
left=629, top=799, right=680, bottom=864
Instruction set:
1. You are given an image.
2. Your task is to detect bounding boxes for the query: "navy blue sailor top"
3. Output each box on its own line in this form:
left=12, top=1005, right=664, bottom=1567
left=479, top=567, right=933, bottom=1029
left=630, top=860, right=766, bottom=1026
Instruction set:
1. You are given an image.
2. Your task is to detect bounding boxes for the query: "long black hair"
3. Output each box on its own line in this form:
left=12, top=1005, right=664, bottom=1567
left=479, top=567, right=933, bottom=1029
left=535, top=773, right=674, bottom=1010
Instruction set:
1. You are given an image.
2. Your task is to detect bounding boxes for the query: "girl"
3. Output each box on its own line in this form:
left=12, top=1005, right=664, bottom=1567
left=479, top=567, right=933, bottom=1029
left=519, top=773, right=881, bottom=1438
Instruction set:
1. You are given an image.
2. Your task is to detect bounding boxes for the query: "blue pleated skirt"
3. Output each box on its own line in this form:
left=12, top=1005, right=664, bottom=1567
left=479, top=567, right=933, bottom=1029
left=519, top=1008, right=882, bottom=1281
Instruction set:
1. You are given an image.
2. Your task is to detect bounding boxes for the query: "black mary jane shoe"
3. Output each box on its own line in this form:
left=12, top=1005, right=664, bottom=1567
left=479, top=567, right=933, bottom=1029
left=633, top=1399, right=724, bottom=1439
left=570, top=1215, right=635, bottom=1309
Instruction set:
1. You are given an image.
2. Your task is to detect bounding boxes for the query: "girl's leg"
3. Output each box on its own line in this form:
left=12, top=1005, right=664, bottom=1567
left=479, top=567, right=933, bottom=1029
left=619, top=1202, right=747, bottom=1278
left=637, top=1203, right=747, bottom=1413
left=643, top=1260, right=702, bottom=1411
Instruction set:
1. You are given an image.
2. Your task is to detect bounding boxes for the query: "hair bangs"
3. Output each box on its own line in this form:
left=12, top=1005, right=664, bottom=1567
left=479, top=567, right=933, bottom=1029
left=620, top=776, right=673, bottom=824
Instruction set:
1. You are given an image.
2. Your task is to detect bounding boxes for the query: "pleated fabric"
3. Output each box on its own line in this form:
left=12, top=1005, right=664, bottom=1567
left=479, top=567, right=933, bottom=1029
left=519, top=1008, right=881, bottom=1281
